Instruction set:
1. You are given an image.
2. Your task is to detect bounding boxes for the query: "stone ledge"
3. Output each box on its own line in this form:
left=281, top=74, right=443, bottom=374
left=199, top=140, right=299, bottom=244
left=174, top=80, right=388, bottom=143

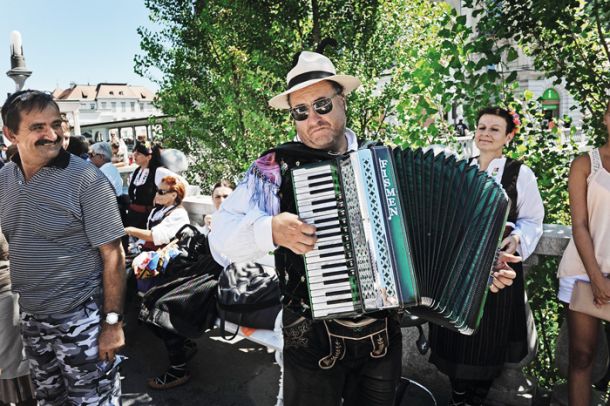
left=533, top=224, right=571, bottom=257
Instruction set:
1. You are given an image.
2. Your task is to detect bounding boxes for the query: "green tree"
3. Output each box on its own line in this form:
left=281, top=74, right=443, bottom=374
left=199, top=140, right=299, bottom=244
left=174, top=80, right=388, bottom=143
left=464, top=0, right=610, bottom=144
left=136, top=0, right=449, bottom=188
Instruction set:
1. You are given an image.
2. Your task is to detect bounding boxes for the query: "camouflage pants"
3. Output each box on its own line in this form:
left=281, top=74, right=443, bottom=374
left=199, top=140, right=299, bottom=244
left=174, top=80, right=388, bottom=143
left=20, top=297, right=122, bottom=406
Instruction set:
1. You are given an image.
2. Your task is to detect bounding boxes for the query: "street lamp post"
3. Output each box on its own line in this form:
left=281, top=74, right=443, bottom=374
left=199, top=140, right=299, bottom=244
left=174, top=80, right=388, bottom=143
left=6, top=31, right=32, bottom=93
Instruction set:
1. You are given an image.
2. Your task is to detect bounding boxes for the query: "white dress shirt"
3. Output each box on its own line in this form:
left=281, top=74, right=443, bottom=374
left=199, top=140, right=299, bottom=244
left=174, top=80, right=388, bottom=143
left=209, top=129, right=359, bottom=267
left=472, top=156, right=544, bottom=260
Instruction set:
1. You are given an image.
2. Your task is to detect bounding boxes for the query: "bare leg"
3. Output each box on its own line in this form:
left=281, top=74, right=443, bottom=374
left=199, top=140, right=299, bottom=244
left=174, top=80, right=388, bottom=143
left=567, top=308, right=600, bottom=406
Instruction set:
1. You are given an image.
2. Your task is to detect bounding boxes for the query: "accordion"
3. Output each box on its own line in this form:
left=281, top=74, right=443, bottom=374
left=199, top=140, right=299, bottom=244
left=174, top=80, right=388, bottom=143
left=292, top=146, right=509, bottom=335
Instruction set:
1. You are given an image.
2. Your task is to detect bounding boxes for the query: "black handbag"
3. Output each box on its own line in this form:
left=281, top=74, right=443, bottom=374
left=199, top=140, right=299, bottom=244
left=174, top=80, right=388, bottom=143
left=139, top=268, right=219, bottom=338
left=217, top=262, right=282, bottom=340
left=163, top=224, right=219, bottom=280
left=138, top=225, right=224, bottom=338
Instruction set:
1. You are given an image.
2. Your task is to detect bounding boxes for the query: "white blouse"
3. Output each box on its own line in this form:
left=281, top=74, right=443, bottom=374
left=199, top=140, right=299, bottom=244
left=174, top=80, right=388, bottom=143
left=147, top=206, right=191, bottom=246
left=472, top=156, right=544, bottom=260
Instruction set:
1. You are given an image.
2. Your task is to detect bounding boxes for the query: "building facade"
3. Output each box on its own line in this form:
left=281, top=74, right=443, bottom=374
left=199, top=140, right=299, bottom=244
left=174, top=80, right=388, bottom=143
left=53, top=83, right=162, bottom=142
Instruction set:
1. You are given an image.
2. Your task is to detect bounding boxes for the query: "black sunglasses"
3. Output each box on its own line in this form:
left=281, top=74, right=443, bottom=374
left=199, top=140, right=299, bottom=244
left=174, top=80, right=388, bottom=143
left=289, top=92, right=341, bottom=121
left=156, top=189, right=175, bottom=196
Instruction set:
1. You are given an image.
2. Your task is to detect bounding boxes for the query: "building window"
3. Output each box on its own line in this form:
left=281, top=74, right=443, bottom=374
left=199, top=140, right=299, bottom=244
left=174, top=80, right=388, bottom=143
left=90, top=103, right=95, bottom=110
left=139, top=102, right=145, bottom=111
left=130, top=102, right=135, bottom=112
left=101, top=102, right=107, bottom=109
left=111, top=102, right=117, bottom=110
left=121, top=102, right=126, bottom=112
left=109, top=91, right=114, bottom=95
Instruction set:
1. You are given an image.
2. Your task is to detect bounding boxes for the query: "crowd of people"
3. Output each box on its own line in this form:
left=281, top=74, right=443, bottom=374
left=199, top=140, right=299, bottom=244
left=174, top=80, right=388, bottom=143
left=0, top=46, right=608, bottom=406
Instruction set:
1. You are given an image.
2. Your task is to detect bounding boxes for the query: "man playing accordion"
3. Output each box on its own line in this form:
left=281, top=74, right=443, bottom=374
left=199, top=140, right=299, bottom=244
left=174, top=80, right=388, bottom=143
left=209, top=46, right=517, bottom=406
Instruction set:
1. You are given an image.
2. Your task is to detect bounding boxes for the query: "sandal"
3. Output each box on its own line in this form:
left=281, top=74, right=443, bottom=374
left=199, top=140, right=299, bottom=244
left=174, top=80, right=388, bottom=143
left=147, top=367, right=191, bottom=390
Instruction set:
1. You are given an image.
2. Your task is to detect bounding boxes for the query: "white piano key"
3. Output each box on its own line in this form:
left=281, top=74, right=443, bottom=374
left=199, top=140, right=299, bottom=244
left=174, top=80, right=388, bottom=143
left=305, top=253, right=347, bottom=265
left=312, top=303, right=357, bottom=317
left=295, top=182, right=335, bottom=195
left=311, top=245, right=345, bottom=257
left=308, top=273, right=352, bottom=284
left=306, top=265, right=350, bottom=276
left=311, top=218, right=341, bottom=228
left=293, top=165, right=333, bottom=178
left=295, top=194, right=339, bottom=207
left=299, top=207, right=341, bottom=220
left=306, top=259, right=351, bottom=271
left=293, top=174, right=334, bottom=187
left=301, top=211, right=342, bottom=224
left=299, top=200, right=338, bottom=213
left=309, top=280, right=352, bottom=292
left=311, top=293, right=355, bottom=304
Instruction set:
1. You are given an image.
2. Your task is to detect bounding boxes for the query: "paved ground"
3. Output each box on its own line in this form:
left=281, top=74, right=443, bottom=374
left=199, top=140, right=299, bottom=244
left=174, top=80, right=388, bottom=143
left=120, top=304, right=281, bottom=406
left=118, top=301, right=449, bottom=405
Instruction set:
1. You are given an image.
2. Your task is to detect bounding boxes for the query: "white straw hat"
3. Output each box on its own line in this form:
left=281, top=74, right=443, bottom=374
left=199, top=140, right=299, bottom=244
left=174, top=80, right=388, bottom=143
left=268, top=51, right=361, bottom=110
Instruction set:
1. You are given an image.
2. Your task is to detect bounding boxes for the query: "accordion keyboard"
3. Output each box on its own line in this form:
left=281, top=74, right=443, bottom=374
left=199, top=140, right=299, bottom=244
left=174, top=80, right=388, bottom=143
left=292, top=164, right=361, bottom=318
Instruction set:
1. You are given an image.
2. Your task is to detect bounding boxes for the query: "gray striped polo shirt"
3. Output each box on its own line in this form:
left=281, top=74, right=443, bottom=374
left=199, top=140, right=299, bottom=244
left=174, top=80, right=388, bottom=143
left=0, top=149, right=125, bottom=314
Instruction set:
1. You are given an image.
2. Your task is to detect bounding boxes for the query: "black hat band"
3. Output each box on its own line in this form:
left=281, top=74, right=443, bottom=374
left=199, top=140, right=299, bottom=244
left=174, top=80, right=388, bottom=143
left=287, top=71, right=334, bottom=90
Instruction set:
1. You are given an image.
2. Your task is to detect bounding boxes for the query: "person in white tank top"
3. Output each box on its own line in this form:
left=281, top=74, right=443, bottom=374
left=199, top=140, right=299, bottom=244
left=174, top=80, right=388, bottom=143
left=558, top=99, right=610, bottom=406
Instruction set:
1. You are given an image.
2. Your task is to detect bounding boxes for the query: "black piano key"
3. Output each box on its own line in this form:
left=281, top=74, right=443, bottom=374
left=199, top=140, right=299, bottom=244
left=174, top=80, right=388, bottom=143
left=310, top=186, right=336, bottom=195
left=307, top=172, right=333, bottom=180
left=317, top=242, right=344, bottom=251
left=323, top=277, right=350, bottom=285
left=325, top=289, right=353, bottom=297
left=327, top=297, right=355, bottom=305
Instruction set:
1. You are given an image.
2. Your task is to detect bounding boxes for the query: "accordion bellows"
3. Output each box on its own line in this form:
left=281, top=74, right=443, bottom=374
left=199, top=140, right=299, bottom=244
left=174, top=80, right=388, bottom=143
left=292, top=146, right=509, bottom=335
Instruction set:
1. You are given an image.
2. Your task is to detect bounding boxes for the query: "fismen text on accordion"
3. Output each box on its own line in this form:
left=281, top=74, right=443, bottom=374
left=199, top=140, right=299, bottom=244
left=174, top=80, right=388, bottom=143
left=292, top=146, right=510, bottom=335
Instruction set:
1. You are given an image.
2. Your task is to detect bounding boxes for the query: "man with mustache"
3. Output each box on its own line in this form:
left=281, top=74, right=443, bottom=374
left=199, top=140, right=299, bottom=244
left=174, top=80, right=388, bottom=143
left=0, top=90, right=126, bottom=405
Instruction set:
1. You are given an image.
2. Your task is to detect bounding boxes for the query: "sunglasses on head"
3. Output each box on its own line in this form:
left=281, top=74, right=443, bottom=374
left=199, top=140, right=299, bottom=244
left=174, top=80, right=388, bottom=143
left=156, top=189, right=174, bottom=196
left=289, top=92, right=341, bottom=121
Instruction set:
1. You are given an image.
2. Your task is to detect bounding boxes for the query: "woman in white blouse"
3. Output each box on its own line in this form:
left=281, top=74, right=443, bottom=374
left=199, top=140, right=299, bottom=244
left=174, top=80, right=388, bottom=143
left=125, top=175, right=190, bottom=251
left=429, top=107, right=544, bottom=405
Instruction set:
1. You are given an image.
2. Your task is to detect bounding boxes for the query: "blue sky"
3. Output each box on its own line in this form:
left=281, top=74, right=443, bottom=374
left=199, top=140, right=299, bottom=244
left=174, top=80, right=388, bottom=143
left=0, top=0, right=159, bottom=102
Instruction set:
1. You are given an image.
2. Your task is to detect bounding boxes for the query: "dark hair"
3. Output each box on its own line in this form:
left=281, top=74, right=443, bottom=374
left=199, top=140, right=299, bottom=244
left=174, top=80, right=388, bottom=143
left=476, top=106, right=516, bottom=134
left=133, top=141, right=163, bottom=170
left=1, top=90, right=59, bottom=133
left=6, top=144, right=18, bottom=162
left=133, top=141, right=152, bottom=156
left=67, top=135, right=90, bottom=159
left=212, top=179, right=234, bottom=194
left=161, top=175, right=186, bottom=204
